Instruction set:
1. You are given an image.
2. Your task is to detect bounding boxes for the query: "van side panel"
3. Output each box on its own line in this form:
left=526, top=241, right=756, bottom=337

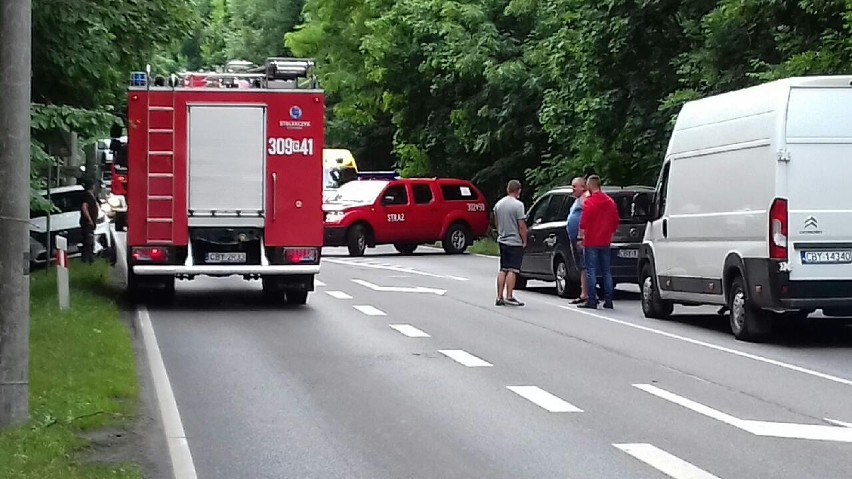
left=667, top=143, right=775, bottom=284
left=784, top=87, right=852, bottom=281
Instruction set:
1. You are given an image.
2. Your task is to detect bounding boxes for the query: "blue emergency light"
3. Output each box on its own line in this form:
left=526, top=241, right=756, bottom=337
left=130, top=72, right=147, bottom=87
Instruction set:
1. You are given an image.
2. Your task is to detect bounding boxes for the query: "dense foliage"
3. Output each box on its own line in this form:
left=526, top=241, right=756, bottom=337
left=30, top=0, right=196, bottom=209
left=32, top=0, right=852, bottom=208
left=283, top=0, right=852, bottom=202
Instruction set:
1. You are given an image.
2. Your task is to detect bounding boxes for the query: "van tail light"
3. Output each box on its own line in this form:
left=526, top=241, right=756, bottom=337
left=769, top=198, right=788, bottom=260
left=131, top=246, right=168, bottom=263
left=283, top=247, right=319, bottom=264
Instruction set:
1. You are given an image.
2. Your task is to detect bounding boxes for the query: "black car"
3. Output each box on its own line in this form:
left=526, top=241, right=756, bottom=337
left=516, top=185, right=654, bottom=298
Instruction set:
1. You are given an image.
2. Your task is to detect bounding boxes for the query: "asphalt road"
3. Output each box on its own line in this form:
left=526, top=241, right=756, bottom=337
left=139, top=243, right=852, bottom=479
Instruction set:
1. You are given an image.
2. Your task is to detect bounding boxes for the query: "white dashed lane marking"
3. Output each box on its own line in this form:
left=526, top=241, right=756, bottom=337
left=506, top=386, right=583, bottom=413
left=325, top=291, right=352, bottom=299
left=438, top=349, right=493, bottom=367
left=353, top=305, right=386, bottom=316
left=314, top=279, right=326, bottom=287
left=613, top=443, right=721, bottom=479
left=389, top=324, right=431, bottom=338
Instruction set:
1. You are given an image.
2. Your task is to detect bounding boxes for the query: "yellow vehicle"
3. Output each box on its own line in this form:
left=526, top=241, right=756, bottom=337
left=323, top=148, right=358, bottom=189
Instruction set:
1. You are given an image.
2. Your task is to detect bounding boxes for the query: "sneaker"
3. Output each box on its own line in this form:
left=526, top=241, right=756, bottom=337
left=505, top=297, right=525, bottom=306
left=577, top=302, right=597, bottom=309
left=570, top=297, right=587, bottom=305
left=496, top=298, right=505, bottom=306
left=603, top=301, right=614, bottom=309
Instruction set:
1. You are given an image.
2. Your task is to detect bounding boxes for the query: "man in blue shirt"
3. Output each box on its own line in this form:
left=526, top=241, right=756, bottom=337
left=566, top=176, right=590, bottom=304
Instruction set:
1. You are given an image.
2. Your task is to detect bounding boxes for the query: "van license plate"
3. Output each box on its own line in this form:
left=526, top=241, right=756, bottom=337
left=617, top=249, right=639, bottom=259
left=801, top=250, right=852, bottom=265
left=206, top=252, right=246, bottom=263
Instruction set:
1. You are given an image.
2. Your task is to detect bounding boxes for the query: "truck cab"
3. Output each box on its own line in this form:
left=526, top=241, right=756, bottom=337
left=323, top=178, right=490, bottom=256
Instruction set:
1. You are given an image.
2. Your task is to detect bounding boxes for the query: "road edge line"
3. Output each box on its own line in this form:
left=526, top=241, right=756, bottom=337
left=137, top=307, right=198, bottom=479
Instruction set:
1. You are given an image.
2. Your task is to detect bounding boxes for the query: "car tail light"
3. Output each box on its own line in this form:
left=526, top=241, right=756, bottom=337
left=283, top=247, right=319, bottom=264
left=132, top=246, right=168, bottom=263
left=769, top=198, right=787, bottom=260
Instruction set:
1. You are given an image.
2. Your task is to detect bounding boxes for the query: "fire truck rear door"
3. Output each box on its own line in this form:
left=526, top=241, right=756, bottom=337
left=188, top=105, right=266, bottom=223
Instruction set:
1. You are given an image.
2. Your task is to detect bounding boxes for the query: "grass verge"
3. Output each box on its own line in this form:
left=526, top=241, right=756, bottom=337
left=0, top=260, right=141, bottom=479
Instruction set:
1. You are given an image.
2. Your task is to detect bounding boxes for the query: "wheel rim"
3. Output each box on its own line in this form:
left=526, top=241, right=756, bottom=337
left=642, top=276, right=653, bottom=312
left=556, top=261, right=566, bottom=293
left=357, top=232, right=366, bottom=252
left=451, top=229, right=466, bottom=250
left=732, top=290, right=746, bottom=331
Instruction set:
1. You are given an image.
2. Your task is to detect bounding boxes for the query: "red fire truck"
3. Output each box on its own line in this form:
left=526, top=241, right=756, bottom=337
left=119, top=58, right=324, bottom=304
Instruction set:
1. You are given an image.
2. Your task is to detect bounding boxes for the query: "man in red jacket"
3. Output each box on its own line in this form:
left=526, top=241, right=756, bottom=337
left=576, top=175, right=620, bottom=309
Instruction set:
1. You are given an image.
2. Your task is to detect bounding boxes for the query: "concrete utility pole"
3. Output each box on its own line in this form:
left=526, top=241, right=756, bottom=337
left=0, top=0, right=32, bottom=428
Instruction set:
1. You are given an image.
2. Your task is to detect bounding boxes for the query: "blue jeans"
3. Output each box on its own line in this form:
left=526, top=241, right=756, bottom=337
left=584, top=246, right=614, bottom=305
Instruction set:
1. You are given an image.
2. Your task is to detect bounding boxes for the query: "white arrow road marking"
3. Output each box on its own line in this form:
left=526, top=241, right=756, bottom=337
left=353, top=305, right=386, bottom=316
left=325, top=291, right=352, bottom=299
left=506, top=386, right=583, bottom=413
left=324, top=257, right=468, bottom=281
left=438, top=349, right=493, bottom=367
left=613, top=443, right=721, bottom=479
left=636, top=383, right=852, bottom=443
left=389, top=324, right=431, bottom=338
left=352, top=279, right=446, bottom=295
left=825, top=418, right=852, bottom=428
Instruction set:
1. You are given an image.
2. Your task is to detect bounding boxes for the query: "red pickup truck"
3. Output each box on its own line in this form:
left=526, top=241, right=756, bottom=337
left=323, top=178, right=490, bottom=256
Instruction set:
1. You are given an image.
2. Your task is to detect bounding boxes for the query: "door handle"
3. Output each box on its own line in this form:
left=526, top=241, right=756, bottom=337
left=662, top=218, right=668, bottom=238
left=271, top=172, right=278, bottom=221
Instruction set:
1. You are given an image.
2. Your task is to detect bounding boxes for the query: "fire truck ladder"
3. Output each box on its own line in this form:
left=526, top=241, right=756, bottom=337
left=145, top=69, right=177, bottom=245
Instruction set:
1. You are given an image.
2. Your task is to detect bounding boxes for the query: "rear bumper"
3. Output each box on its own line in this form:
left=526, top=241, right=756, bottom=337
left=744, top=258, right=852, bottom=311
left=610, top=245, right=640, bottom=283
left=133, top=264, right=320, bottom=276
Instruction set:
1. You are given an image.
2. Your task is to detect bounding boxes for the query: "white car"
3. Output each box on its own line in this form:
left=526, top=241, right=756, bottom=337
left=29, top=185, right=116, bottom=266
left=639, top=75, right=852, bottom=341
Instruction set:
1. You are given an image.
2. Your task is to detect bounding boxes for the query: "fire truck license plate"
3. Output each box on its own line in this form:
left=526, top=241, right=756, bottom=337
left=206, top=252, right=246, bottom=264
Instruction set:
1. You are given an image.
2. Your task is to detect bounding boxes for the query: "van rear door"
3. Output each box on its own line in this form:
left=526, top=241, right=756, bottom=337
left=784, top=87, right=852, bottom=281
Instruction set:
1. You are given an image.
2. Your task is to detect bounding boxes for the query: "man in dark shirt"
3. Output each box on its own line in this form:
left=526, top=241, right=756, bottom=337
left=577, top=175, right=620, bottom=309
left=80, top=180, right=99, bottom=264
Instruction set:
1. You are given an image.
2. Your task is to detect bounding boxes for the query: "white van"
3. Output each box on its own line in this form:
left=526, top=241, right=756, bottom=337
left=638, top=76, right=852, bottom=341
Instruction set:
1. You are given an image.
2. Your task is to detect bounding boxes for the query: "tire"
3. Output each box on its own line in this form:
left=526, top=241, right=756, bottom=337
left=640, top=264, right=673, bottom=319
left=394, top=243, right=418, bottom=255
left=347, top=224, right=368, bottom=257
left=286, top=290, right=309, bottom=305
left=443, top=223, right=470, bottom=254
left=554, top=257, right=580, bottom=298
left=728, top=275, right=772, bottom=342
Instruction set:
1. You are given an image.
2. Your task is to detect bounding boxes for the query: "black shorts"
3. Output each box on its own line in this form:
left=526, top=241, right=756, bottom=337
left=498, top=242, right=524, bottom=273
left=570, top=239, right=585, bottom=270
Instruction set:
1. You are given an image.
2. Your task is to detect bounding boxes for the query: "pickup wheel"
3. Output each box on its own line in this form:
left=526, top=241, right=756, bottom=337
left=286, top=290, right=309, bottom=305
left=640, top=264, right=673, bottom=319
left=394, top=243, right=418, bottom=255
left=347, top=224, right=368, bottom=257
left=443, top=223, right=470, bottom=255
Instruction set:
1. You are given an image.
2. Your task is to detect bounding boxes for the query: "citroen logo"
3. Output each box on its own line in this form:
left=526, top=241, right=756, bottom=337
left=804, top=216, right=818, bottom=229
